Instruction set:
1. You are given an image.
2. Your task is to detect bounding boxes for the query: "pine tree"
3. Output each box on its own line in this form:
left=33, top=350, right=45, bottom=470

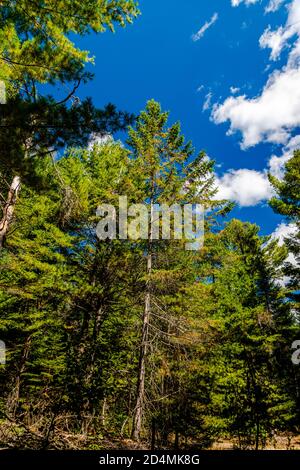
left=269, top=150, right=300, bottom=312
left=269, top=150, right=300, bottom=426
left=0, top=0, right=139, bottom=93
left=201, top=220, right=295, bottom=449
left=126, top=100, right=220, bottom=441
left=0, top=0, right=138, bottom=244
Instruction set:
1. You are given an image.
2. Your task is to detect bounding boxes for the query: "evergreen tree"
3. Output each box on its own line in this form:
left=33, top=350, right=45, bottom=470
left=0, top=0, right=139, bottom=93
left=269, top=151, right=300, bottom=311
left=269, top=150, right=300, bottom=426
left=125, top=100, right=222, bottom=441
left=202, top=220, right=295, bottom=449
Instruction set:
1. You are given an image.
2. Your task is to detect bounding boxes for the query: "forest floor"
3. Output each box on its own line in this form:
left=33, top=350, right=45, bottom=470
left=1, top=419, right=300, bottom=450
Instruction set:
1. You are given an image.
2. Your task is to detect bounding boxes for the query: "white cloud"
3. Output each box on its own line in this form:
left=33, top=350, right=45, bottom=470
left=271, top=222, right=298, bottom=270
left=215, top=134, right=300, bottom=208
left=268, top=134, right=300, bottom=178
left=230, top=86, right=240, bottom=94
left=268, top=153, right=291, bottom=178
left=265, top=0, right=286, bottom=13
left=212, top=0, right=300, bottom=149
left=285, top=133, right=300, bottom=149
left=88, top=133, right=113, bottom=150
left=192, top=13, right=218, bottom=42
left=215, top=168, right=274, bottom=206
left=260, top=0, right=300, bottom=61
left=270, top=222, right=298, bottom=284
left=271, top=222, right=298, bottom=245
left=210, top=0, right=300, bottom=208
left=231, top=0, right=260, bottom=6
left=231, top=0, right=286, bottom=10
left=203, top=92, right=213, bottom=111
left=197, top=85, right=205, bottom=92
left=259, top=25, right=289, bottom=60
left=208, top=0, right=300, bottom=211
left=212, top=67, right=300, bottom=148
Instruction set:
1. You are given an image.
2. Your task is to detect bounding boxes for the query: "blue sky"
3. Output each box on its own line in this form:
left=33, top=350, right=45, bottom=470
left=70, top=0, right=300, bottom=239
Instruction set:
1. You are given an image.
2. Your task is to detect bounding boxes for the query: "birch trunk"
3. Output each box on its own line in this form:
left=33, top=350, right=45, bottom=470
left=0, top=176, right=21, bottom=249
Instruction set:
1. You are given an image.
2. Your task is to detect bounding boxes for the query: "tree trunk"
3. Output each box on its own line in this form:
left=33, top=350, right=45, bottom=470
left=174, top=430, right=179, bottom=450
left=132, top=249, right=152, bottom=441
left=255, top=415, right=260, bottom=451
left=151, top=418, right=156, bottom=450
left=8, top=335, right=32, bottom=417
left=101, top=397, right=107, bottom=428
left=0, top=176, right=21, bottom=249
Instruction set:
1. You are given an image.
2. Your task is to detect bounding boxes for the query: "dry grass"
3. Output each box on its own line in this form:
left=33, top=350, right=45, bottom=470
left=1, top=418, right=300, bottom=450
left=210, top=434, right=300, bottom=451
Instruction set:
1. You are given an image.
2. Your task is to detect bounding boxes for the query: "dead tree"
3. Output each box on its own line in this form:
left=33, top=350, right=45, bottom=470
left=0, top=176, right=21, bottom=249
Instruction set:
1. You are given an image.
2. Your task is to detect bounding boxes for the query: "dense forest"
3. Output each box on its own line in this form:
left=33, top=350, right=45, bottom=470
left=0, top=1, right=299, bottom=451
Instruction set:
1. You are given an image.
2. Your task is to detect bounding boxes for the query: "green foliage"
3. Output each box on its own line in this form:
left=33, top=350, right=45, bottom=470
left=0, top=101, right=299, bottom=450
left=269, top=151, right=300, bottom=309
left=202, top=221, right=295, bottom=448
left=269, top=151, right=300, bottom=221
left=0, top=0, right=298, bottom=449
left=0, top=0, right=139, bottom=92
left=0, top=0, right=137, bottom=187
